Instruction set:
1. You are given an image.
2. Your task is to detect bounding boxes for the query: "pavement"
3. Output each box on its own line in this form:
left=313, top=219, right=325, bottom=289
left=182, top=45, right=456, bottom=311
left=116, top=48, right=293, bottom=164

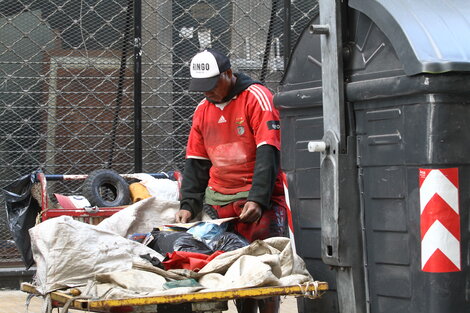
left=1, top=288, right=299, bottom=313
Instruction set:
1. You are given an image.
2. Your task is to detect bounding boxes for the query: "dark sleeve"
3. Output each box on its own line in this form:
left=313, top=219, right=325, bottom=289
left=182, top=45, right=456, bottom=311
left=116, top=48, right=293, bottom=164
left=247, top=144, right=279, bottom=210
left=179, top=158, right=212, bottom=217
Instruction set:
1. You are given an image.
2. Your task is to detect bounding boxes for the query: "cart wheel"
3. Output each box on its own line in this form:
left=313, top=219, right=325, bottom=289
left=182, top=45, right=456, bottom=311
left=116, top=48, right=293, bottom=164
left=82, top=169, right=130, bottom=207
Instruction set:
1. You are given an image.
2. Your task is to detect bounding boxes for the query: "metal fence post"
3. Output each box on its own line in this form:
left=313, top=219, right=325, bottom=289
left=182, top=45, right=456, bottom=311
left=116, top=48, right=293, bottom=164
left=134, top=0, right=143, bottom=173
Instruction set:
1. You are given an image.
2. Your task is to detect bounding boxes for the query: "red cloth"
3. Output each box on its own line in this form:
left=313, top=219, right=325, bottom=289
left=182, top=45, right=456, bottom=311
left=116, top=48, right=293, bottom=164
left=162, top=250, right=224, bottom=271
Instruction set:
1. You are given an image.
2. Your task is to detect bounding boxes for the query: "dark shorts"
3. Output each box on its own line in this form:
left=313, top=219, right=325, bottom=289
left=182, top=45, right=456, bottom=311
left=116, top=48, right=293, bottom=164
left=206, top=199, right=288, bottom=242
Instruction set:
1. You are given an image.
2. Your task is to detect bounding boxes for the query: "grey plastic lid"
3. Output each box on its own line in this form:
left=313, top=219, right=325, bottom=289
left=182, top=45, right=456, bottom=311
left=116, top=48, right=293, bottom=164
left=350, top=0, right=470, bottom=75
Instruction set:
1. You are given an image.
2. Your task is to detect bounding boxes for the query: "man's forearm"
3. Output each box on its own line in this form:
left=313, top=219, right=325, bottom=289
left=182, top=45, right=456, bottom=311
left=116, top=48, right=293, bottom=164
left=247, top=144, right=279, bottom=210
left=179, top=158, right=212, bottom=216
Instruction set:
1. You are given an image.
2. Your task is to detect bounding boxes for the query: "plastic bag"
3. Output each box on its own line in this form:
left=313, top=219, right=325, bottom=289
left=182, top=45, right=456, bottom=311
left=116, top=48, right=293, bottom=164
left=187, top=222, right=227, bottom=245
left=148, top=230, right=213, bottom=255
left=2, top=170, right=41, bottom=268
left=207, top=232, right=250, bottom=252
left=163, top=278, right=201, bottom=290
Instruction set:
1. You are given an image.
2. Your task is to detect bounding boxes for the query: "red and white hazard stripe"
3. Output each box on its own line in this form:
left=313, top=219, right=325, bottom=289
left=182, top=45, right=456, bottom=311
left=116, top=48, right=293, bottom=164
left=419, top=168, right=460, bottom=272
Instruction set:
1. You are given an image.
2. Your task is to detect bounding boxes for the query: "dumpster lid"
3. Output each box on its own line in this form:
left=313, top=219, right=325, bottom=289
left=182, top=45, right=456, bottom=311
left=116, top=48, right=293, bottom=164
left=350, top=0, right=470, bottom=75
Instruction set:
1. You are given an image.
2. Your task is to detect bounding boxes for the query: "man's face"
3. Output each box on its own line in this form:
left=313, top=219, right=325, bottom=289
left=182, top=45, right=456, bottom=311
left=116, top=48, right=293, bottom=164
left=204, top=70, right=232, bottom=104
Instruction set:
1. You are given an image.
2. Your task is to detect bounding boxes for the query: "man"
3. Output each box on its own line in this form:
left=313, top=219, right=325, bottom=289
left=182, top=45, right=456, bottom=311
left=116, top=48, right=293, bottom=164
left=175, top=49, right=287, bottom=313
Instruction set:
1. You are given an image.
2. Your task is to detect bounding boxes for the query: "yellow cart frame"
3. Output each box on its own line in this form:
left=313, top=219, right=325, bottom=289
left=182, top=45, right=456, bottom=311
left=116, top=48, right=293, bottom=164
left=21, top=281, right=328, bottom=312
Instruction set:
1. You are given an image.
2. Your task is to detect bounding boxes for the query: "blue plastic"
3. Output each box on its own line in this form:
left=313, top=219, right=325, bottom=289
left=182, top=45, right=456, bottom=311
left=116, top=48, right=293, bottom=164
left=187, top=222, right=228, bottom=245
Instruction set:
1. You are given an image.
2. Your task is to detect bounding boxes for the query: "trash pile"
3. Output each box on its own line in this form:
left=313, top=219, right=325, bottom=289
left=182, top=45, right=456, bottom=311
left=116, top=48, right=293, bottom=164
left=28, top=197, right=313, bottom=299
left=3, top=170, right=314, bottom=301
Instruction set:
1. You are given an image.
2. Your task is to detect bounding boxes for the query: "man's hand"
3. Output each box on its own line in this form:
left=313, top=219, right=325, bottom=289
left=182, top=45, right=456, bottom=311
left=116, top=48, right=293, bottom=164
left=239, top=201, right=262, bottom=223
left=175, top=210, right=192, bottom=223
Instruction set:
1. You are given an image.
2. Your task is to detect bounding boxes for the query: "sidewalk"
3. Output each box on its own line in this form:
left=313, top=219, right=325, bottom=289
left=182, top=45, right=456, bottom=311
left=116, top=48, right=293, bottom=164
left=1, top=289, right=84, bottom=313
left=1, top=289, right=299, bottom=313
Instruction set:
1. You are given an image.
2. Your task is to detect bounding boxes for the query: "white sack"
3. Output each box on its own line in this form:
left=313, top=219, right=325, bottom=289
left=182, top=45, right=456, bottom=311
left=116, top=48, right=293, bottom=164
left=196, top=237, right=311, bottom=290
left=30, top=216, right=164, bottom=294
left=198, top=254, right=282, bottom=290
left=96, top=196, right=180, bottom=237
left=77, top=281, right=205, bottom=300
left=134, top=173, right=180, bottom=201
left=96, top=196, right=211, bottom=237
left=33, top=233, right=313, bottom=299
left=196, top=240, right=280, bottom=275
left=95, top=269, right=167, bottom=293
left=263, top=237, right=310, bottom=277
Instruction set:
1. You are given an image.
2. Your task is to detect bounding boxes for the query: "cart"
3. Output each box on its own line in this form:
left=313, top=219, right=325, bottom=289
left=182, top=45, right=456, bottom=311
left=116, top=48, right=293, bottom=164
left=26, top=172, right=327, bottom=312
left=21, top=281, right=328, bottom=313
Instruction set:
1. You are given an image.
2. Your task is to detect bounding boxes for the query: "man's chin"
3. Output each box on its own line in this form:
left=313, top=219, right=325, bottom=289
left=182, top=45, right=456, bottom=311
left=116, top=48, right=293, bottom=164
left=206, top=97, right=223, bottom=104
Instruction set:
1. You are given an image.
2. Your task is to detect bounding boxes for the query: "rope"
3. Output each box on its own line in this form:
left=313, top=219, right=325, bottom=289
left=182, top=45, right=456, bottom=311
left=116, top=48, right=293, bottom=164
left=58, top=282, right=96, bottom=313
left=41, top=293, right=53, bottom=313
left=60, top=294, right=93, bottom=313
left=25, top=293, right=35, bottom=313
left=296, top=281, right=322, bottom=299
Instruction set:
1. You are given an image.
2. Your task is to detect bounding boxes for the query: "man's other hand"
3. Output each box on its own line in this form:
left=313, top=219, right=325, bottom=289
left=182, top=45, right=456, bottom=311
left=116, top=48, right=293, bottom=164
left=239, top=201, right=262, bottom=223
left=175, top=210, right=192, bottom=223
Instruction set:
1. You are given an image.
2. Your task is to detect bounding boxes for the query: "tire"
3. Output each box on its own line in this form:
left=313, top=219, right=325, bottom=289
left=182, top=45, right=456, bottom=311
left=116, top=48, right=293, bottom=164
left=82, top=169, right=130, bottom=207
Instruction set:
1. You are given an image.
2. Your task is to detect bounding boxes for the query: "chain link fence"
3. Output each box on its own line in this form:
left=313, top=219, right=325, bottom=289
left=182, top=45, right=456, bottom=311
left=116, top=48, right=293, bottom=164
left=0, top=0, right=318, bottom=264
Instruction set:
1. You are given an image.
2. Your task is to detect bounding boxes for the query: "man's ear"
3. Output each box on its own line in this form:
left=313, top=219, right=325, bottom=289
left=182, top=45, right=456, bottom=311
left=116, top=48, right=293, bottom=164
left=225, top=69, right=236, bottom=86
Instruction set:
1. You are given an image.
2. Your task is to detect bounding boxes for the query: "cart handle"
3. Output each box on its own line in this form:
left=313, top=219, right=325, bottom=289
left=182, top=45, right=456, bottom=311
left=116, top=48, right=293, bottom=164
left=38, top=171, right=179, bottom=182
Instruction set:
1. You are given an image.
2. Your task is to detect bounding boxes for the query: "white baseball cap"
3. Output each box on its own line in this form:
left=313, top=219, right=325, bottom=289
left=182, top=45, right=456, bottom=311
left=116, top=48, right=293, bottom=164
left=189, top=49, right=231, bottom=92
